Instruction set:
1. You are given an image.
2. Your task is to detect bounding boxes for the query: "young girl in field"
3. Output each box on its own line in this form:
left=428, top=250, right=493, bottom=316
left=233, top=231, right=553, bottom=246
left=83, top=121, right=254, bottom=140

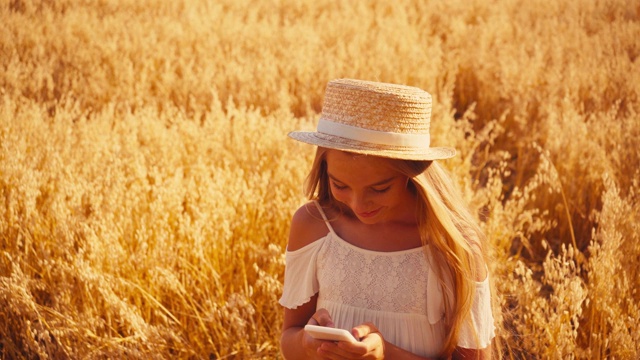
left=279, top=79, right=495, bottom=359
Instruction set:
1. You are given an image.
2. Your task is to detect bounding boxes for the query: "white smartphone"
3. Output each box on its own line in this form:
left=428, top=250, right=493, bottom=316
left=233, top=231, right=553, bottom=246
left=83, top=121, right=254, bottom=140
left=304, top=324, right=358, bottom=343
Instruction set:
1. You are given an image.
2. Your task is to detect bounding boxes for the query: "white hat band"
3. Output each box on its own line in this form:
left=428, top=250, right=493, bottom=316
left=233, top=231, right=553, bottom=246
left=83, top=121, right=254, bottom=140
left=317, top=118, right=431, bottom=148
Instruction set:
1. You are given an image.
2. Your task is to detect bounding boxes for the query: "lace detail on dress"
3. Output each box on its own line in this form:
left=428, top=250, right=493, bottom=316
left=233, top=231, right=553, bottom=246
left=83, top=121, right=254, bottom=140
left=316, top=232, right=430, bottom=314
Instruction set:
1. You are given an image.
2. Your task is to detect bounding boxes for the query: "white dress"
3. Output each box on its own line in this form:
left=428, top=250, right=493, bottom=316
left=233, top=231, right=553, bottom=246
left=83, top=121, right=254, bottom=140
left=279, top=202, right=495, bottom=358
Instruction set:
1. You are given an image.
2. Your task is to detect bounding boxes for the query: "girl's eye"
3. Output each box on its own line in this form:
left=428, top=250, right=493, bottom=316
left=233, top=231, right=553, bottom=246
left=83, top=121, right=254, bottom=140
left=372, top=186, right=391, bottom=193
left=331, top=182, right=348, bottom=190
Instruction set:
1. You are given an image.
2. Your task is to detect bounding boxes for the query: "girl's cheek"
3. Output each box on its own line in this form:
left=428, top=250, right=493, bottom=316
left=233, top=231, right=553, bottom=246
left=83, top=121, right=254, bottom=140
left=331, top=190, right=349, bottom=204
left=331, top=192, right=345, bottom=203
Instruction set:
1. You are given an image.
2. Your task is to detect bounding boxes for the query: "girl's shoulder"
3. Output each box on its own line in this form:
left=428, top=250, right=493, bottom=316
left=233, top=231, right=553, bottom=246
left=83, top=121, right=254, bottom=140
left=287, top=202, right=332, bottom=251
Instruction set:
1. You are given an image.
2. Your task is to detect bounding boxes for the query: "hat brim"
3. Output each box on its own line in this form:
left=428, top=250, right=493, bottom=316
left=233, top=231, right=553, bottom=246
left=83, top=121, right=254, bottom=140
left=288, top=131, right=456, bottom=161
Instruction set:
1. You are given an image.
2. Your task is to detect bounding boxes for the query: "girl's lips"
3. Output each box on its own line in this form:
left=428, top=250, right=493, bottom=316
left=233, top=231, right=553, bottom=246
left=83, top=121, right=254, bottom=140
left=358, top=208, right=381, bottom=218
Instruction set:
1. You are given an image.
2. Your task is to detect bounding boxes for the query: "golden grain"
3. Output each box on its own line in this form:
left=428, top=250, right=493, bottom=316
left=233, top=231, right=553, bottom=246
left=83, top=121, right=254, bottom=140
left=1, top=0, right=639, bottom=358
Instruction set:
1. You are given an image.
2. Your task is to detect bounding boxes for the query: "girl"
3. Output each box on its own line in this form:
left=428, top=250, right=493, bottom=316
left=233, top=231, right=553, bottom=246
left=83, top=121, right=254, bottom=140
left=279, top=79, right=495, bottom=359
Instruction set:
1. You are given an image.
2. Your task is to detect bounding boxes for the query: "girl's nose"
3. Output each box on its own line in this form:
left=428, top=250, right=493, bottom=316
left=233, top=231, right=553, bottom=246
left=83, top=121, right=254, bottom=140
left=350, top=192, right=371, bottom=212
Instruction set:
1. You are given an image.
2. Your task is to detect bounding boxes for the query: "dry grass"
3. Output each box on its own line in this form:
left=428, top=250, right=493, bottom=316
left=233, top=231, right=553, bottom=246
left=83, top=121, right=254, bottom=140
left=1, top=0, right=639, bottom=358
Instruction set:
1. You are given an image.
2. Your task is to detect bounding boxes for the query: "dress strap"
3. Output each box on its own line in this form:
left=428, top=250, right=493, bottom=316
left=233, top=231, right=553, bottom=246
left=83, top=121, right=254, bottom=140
left=312, top=200, right=337, bottom=235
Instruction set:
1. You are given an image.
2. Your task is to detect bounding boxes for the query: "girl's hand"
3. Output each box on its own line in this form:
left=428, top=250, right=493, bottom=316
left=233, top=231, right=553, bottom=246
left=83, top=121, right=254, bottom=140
left=301, top=308, right=337, bottom=359
left=308, top=308, right=335, bottom=327
left=316, top=322, right=385, bottom=360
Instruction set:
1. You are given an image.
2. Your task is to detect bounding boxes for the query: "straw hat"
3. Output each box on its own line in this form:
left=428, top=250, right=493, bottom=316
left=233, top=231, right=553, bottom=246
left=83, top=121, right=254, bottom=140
left=288, top=79, right=456, bottom=161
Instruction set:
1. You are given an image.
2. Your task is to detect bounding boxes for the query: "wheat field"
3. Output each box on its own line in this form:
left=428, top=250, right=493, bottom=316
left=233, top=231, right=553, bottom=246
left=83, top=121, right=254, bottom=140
left=1, top=0, right=639, bottom=358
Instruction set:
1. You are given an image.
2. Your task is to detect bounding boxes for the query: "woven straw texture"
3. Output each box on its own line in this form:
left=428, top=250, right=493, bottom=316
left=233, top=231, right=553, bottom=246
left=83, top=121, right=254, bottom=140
left=288, top=79, right=456, bottom=160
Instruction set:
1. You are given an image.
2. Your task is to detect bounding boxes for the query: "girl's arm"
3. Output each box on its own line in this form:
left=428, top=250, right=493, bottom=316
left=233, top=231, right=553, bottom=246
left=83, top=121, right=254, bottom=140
left=280, top=294, right=318, bottom=360
left=280, top=294, right=339, bottom=360
left=280, top=203, right=338, bottom=359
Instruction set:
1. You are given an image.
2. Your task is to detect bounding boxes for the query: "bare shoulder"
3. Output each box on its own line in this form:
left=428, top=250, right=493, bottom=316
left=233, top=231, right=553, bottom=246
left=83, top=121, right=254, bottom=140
left=287, top=202, right=331, bottom=251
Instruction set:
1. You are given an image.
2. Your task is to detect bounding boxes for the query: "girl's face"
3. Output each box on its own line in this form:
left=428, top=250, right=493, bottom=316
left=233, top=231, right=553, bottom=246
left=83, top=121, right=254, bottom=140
left=325, top=150, right=414, bottom=225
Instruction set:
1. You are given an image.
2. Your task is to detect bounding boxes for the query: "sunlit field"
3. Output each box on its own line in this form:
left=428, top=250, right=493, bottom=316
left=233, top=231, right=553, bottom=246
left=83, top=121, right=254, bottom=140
left=1, top=0, right=639, bottom=358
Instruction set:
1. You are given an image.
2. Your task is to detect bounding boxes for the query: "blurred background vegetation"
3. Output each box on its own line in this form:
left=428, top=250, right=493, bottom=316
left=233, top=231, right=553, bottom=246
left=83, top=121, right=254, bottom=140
left=1, top=0, right=639, bottom=358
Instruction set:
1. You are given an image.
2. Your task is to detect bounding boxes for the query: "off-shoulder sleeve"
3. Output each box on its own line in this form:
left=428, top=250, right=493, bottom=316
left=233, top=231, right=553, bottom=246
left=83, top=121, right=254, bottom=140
left=278, top=239, right=325, bottom=309
left=457, top=276, right=496, bottom=349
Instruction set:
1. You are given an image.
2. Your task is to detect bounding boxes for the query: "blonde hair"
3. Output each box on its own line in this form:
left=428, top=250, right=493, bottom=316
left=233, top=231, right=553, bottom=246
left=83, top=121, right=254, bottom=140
left=304, top=147, right=488, bottom=358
